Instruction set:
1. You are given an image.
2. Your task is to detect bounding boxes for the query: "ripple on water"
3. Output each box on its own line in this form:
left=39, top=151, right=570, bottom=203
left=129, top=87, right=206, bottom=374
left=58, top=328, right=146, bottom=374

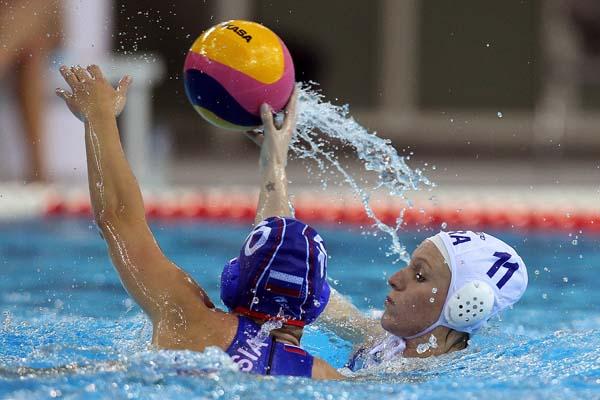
left=0, top=313, right=599, bottom=400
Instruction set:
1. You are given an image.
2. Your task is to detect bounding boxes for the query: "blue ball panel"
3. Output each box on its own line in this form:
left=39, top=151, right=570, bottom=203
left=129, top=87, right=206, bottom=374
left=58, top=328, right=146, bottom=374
left=184, top=69, right=262, bottom=127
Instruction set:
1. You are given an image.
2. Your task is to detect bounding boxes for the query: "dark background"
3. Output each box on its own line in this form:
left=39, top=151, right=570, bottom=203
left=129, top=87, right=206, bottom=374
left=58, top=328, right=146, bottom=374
left=112, top=1, right=570, bottom=158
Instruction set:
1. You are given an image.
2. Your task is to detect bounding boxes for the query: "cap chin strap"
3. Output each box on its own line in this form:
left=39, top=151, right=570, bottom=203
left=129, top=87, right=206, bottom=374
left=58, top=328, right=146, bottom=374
left=233, top=306, right=306, bottom=327
left=402, top=320, right=442, bottom=340
left=402, top=280, right=496, bottom=340
left=400, top=237, right=452, bottom=340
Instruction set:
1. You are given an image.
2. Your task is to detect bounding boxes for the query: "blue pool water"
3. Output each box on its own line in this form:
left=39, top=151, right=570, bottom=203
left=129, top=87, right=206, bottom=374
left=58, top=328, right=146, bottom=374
left=0, top=218, right=599, bottom=399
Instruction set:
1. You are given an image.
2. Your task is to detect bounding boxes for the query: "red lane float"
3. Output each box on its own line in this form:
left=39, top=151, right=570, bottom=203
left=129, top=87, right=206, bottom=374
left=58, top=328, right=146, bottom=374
left=39, top=192, right=600, bottom=233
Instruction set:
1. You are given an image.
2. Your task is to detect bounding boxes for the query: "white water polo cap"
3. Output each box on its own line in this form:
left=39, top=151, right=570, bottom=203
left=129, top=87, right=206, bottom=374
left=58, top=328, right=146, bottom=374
left=410, top=231, right=528, bottom=337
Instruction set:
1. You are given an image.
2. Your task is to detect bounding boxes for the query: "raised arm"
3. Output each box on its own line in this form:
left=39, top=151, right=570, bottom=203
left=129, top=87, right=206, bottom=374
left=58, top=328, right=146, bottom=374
left=248, top=88, right=298, bottom=224
left=246, top=90, right=382, bottom=346
left=56, top=65, right=218, bottom=346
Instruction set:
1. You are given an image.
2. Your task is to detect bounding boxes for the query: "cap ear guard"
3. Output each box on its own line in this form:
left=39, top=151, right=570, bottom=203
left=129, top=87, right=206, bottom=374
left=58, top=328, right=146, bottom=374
left=444, top=280, right=495, bottom=331
left=220, top=257, right=241, bottom=311
left=302, top=280, right=331, bottom=324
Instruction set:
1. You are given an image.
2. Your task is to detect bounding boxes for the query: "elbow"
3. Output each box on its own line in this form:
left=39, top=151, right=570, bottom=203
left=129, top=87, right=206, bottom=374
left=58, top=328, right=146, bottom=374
left=94, top=209, right=120, bottom=232
left=94, top=206, right=146, bottom=234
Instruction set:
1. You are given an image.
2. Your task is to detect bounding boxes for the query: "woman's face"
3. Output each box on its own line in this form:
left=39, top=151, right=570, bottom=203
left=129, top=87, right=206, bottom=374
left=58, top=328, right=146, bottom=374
left=381, top=240, right=452, bottom=337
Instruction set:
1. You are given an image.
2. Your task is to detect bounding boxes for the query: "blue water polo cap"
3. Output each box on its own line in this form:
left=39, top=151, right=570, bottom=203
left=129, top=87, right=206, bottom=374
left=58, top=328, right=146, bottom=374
left=220, top=217, right=330, bottom=327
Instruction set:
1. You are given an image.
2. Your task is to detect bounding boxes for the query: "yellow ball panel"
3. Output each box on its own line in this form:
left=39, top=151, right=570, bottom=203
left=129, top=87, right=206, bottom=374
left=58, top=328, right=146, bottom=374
left=190, top=20, right=284, bottom=85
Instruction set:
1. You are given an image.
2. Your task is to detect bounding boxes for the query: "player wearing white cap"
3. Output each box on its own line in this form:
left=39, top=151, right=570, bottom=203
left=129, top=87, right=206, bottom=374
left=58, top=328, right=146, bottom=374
left=244, top=101, right=529, bottom=370
left=318, top=230, right=528, bottom=370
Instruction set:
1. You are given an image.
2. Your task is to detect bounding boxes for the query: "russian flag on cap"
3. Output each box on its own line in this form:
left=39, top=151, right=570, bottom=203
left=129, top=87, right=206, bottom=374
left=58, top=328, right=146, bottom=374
left=265, top=270, right=304, bottom=298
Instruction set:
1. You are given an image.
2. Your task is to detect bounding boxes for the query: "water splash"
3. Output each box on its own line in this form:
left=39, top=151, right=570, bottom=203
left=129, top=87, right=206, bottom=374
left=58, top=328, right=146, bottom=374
left=248, top=318, right=283, bottom=349
left=416, top=334, right=439, bottom=354
left=290, top=83, right=433, bottom=262
left=248, top=308, right=287, bottom=349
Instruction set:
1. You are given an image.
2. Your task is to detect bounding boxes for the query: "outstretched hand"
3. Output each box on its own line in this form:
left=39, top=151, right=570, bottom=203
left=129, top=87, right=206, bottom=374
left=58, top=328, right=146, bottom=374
left=246, top=87, right=298, bottom=167
left=56, top=65, right=132, bottom=122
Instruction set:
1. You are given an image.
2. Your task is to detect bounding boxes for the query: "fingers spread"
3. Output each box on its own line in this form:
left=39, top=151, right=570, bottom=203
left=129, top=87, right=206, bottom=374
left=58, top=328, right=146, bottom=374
left=260, top=103, right=275, bottom=132
left=116, top=75, right=132, bottom=94
left=87, top=64, right=104, bottom=80
left=59, top=65, right=79, bottom=89
left=72, top=65, right=91, bottom=82
left=286, top=86, right=298, bottom=112
left=55, top=88, right=72, bottom=101
left=283, top=86, right=298, bottom=130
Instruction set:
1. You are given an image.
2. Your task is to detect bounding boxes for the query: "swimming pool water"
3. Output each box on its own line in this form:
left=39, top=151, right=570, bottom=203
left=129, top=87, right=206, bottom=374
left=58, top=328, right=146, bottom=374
left=0, top=218, right=599, bottom=399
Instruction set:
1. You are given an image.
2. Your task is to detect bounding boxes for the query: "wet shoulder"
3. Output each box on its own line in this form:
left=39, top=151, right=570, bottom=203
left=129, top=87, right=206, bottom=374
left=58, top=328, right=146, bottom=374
left=184, top=308, right=239, bottom=351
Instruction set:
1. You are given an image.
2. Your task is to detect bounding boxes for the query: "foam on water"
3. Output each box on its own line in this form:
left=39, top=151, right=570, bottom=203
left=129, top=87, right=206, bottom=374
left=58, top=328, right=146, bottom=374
left=290, top=83, right=433, bottom=262
left=1, top=221, right=599, bottom=398
left=1, top=313, right=599, bottom=399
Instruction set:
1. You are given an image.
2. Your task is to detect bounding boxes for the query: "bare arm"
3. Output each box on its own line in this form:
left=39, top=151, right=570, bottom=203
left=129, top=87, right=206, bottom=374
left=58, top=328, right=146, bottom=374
left=246, top=90, right=382, bottom=346
left=249, top=88, right=298, bottom=224
left=318, top=288, right=384, bottom=346
left=56, top=65, right=219, bottom=344
left=312, top=357, right=344, bottom=380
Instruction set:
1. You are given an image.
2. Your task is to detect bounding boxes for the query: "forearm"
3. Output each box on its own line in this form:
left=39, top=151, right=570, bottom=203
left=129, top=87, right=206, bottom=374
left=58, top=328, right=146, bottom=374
left=56, top=65, right=215, bottom=326
left=318, top=288, right=383, bottom=345
left=255, top=159, right=292, bottom=224
left=84, top=110, right=146, bottom=224
left=251, top=90, right=298, bottom=224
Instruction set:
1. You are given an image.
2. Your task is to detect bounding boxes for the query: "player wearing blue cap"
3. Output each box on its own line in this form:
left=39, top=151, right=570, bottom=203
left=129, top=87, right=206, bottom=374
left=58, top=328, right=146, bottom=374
left=55, top=65, right=342, bottom=379
left=56, top=64, right=528, bottom=379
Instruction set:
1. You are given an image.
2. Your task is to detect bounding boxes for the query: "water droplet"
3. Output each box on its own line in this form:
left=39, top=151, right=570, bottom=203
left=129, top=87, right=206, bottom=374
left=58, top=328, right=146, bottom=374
left=571, top=239, right=578, bottom=245
left=432, top=287, right=438, bottom=294
left=497, top=111, right=503, bottom=118
left=247, top=84, right=434, bottom=263
left=252, top=297, right=259, bottom=304
left=542, top=293, right=548, bottom=299
left=562, top=277, right=569, bottom=283
left=416, top=343, right=429, bottom=354
left=429, top=297, right=435, bottom=303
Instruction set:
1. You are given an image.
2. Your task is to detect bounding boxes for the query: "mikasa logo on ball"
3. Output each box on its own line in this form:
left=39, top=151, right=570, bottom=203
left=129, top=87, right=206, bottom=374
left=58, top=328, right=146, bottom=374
left=224, top=23, right=252, bottom=43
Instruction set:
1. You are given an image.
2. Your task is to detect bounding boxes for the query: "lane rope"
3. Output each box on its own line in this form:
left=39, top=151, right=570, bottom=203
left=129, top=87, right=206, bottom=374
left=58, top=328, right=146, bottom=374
left=1, top=185, right=599, bottom=232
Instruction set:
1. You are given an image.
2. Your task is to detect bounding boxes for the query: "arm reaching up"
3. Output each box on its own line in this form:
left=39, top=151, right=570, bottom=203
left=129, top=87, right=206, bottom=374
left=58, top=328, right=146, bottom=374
left=56, top=65, right=138, bottom=223
left=55, top=65, right=229, bottom=350
left=248, top=88, right=298, bottom=224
